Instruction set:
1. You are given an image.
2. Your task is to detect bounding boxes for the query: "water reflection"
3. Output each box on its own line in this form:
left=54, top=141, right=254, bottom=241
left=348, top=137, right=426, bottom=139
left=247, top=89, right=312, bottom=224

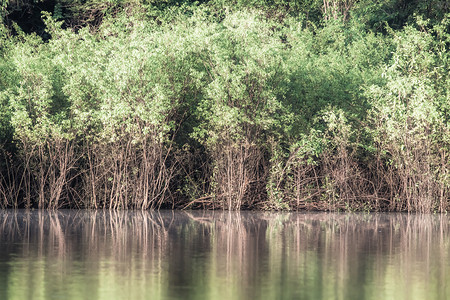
left=0, top=210, right=448, bottom=300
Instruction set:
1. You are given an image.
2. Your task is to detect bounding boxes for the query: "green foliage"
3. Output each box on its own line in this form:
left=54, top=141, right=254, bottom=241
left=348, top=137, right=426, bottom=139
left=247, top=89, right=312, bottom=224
left=192, top=10, right=290, bottom=146
left=363, top=20, right=450, bottom=211
left=0, top=2, right=450, bottom=211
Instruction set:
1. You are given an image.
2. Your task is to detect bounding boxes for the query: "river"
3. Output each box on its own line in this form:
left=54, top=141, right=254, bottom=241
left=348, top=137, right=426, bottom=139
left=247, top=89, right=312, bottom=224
left=0, top=210, right=448, bottom=300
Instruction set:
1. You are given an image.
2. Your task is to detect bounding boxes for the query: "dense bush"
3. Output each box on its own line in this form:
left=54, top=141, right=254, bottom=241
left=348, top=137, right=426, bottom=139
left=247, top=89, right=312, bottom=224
left=0, top=2, right=449, bottom=211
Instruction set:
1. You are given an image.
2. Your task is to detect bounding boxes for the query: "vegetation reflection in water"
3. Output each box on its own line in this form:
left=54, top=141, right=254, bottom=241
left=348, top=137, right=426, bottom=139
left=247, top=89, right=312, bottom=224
left=0, top=210, right=449, bottom=300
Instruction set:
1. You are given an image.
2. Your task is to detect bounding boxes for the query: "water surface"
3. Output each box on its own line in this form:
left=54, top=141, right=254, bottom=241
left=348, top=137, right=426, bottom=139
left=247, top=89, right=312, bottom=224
left=0, top=210, right=449, bottom=300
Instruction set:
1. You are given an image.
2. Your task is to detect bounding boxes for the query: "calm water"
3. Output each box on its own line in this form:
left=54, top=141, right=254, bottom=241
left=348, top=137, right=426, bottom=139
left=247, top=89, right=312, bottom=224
left=0, top=210, right=449, bottom=300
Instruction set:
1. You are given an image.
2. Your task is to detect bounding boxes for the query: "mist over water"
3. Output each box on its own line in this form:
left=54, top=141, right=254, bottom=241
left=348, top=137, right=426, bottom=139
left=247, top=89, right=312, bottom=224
left=0, top=210, right=448, bottom=300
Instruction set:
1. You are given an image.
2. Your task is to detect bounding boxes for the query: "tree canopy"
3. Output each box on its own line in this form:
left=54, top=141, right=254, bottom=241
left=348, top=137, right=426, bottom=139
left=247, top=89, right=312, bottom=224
left=1, top=0, right=450, bottom=212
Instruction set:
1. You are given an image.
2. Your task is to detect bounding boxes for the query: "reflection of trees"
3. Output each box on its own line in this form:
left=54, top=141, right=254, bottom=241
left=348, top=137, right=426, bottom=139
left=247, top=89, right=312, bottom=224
left=0, top=211, right=448, bottom=300
left=262, top=213, right=450, bottom=300
left=184, top=211, right=275, bottom=300
left=175, top=212, right=450, bottom=300
left=0, top=210, right=173, bottom=300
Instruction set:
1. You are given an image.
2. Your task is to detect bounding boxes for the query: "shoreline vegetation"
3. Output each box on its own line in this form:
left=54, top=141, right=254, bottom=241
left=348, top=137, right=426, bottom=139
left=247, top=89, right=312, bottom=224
left=1, top=0, right=450, bottom=212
